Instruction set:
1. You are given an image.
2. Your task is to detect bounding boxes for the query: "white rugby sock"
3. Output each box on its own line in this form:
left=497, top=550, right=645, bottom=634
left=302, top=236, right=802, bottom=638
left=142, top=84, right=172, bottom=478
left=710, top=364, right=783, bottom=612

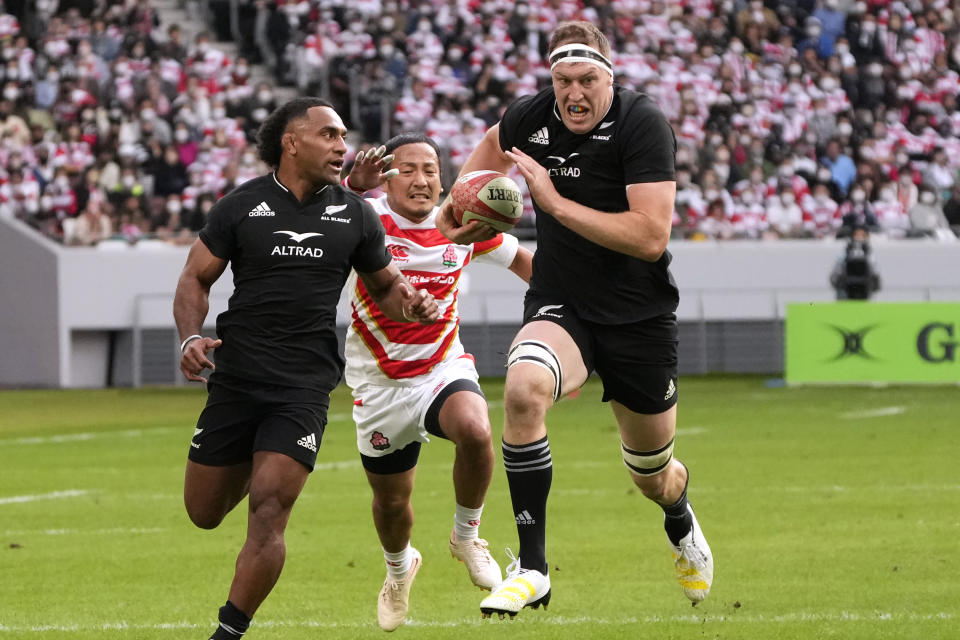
left=453, top=503, right=483, bottom=541
left=383, top=545, right=411, bottom=579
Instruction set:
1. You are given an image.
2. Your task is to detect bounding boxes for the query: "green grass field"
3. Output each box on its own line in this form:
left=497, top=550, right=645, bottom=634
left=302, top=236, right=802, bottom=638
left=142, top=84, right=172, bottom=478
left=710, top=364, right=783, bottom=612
left=1, top=377, right=957, bottom=639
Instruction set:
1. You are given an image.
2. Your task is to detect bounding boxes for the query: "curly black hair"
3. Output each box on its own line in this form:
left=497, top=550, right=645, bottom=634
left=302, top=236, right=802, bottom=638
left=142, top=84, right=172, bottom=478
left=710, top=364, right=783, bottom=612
left=255, top=97, right=334, bottom=168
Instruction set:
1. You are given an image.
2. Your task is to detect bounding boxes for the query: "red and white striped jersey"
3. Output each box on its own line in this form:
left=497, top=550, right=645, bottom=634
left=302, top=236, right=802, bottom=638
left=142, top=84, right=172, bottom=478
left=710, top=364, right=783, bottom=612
left=344, top=195, right=519, bottom=388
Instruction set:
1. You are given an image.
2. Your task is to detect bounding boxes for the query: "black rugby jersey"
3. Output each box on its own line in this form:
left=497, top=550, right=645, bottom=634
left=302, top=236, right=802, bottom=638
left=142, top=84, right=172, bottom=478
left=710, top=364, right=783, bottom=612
left=199, top=173, right=391, bottom=393
left=499, top=85, right=680, bottom=324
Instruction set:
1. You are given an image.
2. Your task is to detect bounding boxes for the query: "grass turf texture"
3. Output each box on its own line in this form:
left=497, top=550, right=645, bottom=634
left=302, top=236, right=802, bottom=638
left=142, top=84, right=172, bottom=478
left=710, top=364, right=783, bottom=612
left=1, top=377, right=957, bottom=639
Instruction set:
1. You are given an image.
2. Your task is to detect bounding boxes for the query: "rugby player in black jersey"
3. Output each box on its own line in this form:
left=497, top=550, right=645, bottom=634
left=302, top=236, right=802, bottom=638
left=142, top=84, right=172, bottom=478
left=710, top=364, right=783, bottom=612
left=437, top=21, right=713, bottom=617
left=173, top=98, right=439, bottom=640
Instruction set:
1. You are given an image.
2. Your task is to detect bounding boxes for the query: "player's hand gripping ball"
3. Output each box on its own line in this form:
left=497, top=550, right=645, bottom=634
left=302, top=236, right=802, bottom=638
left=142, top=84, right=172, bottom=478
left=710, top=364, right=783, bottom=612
left=450, top=170, right=524, bottom=232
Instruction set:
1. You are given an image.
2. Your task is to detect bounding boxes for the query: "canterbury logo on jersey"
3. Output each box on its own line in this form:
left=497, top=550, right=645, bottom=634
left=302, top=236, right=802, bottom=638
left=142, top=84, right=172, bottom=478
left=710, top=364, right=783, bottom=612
left=528, top=127, right=549, bottom=144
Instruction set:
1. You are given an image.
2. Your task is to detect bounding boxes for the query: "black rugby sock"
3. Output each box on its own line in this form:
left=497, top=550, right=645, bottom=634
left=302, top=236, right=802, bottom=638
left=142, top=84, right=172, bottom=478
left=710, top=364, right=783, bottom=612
left=502, top=436, right=552, bottom=574
left=209, top=600, right=250, bottom=639
left=661, top=467, right=694, bottom=546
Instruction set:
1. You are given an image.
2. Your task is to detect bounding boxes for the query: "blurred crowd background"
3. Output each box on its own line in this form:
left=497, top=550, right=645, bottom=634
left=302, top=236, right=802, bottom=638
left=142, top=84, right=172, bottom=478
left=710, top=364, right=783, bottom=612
left=2, top=0, right=960, bottom=247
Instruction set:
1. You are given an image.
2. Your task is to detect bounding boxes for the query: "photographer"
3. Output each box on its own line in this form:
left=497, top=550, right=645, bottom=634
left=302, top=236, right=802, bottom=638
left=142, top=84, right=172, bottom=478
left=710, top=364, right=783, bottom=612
left=830, top=225, right=881, bottom=300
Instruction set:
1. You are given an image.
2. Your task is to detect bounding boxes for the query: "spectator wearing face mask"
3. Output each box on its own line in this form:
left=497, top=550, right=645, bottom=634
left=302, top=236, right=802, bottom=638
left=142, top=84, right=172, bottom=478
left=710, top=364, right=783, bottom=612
left=907, top=187, right=951, bottom=238
left=69, top=198, right=114, bottom=246
left=766, top=187, right=805, bottom=238
left=872, top=182, right=908, bottom=234
left=802, top=182, right=841, bottom=237
left=813, top=0, right=847, bottom=57
left=696, top=198, right=736, bottom=240
left=172, top=121, right=198, bottom=165
left=839, top=184, right=880, bottom=237
left=235, top=147, right=262, bottom=186
left=732, top=188, right=769, bottom=239
left=821, top=138, right=857, bottom=196
left=923, top=147, right=956, bottom=201
left=152, top=144, right=189, bottom=197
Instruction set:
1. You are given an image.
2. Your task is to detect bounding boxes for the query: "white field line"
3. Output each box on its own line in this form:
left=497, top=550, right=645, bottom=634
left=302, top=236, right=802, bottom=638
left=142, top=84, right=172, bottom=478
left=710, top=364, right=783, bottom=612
left=0, top=415, right=351, bottom=447
left=314, top=459, right=360, bottom=471
left=840, top=406, right=906, bottom=419
left=0, top=611, right=953, bottom=633
left=2, top=526, right=166, bottom=536
left=0, top=490, right=88, bottom=505
left=0, top=427, right=178, bottom=446
left=554, top=483, right=960, bottom=496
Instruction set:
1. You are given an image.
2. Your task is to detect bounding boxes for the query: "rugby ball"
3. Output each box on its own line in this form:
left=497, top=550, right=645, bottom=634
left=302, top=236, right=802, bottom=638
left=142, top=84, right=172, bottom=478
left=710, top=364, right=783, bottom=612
left=450, top=170, right=524, bottom=232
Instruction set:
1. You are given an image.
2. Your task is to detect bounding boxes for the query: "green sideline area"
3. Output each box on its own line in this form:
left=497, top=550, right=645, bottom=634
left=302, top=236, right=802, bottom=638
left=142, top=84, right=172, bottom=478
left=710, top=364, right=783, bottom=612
left=1, top=378, right=957, bottom=639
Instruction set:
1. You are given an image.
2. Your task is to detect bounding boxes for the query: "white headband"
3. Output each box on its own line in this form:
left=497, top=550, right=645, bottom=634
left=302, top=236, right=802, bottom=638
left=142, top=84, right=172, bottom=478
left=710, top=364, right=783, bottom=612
left=549, top=43, right=613, bottom=76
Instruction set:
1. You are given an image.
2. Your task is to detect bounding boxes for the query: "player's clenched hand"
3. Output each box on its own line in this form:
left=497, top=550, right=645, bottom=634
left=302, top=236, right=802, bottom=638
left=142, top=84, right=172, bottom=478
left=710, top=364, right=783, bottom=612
left=180, top=337, right=222, bottom=383
left=399, top=282, right=440, bottom=324
left=347, top=144, right=399, bottom=192
left=506, top=147, right=560, bottom=214
left=435, top=196, right=498, bottom=245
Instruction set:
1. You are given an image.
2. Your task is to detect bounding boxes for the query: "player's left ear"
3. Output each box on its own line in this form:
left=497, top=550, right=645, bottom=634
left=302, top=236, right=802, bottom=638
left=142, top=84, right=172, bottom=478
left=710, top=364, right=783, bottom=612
left=282, top=131, right=296, bottom=156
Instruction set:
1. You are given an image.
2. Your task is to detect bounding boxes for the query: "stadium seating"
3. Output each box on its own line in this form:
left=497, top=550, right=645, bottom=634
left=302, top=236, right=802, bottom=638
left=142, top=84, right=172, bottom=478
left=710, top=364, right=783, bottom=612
left=1, top=1, right=958, bottom=244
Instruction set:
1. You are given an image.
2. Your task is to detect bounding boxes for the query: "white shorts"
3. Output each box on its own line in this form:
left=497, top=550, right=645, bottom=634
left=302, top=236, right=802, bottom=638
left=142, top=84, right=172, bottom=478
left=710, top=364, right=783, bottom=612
left=353, top=356, right=480, bottom=458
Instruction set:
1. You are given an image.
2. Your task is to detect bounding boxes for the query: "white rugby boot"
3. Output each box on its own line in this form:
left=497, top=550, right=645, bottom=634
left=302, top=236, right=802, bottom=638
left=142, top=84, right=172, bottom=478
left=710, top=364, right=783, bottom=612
left=479, top=550, right=550, bottom=619
left=668, top=504, right=713, bottom=603
left=377, top=548, right=422, bottom=631
left=449, top=531, right=502, bottom=589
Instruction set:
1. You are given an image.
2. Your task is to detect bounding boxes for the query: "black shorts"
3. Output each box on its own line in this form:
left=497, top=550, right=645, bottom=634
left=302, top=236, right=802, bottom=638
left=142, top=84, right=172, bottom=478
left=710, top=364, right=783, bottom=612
left=188, top=376, right=329, bottom=471
left=523, top=293, right=678, bottom=415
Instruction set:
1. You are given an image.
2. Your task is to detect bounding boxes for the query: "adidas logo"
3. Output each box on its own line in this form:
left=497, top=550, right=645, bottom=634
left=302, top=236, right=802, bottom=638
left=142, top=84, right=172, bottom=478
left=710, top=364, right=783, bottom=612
left=664, top=379, right=676, bottom=401
left=297, top=432, right=318, bottom=452
left=515, top=510, right=535, bottom=525
left=528, top=126, right=549, bottom=145
left=248, top=201, right=275, bottom=217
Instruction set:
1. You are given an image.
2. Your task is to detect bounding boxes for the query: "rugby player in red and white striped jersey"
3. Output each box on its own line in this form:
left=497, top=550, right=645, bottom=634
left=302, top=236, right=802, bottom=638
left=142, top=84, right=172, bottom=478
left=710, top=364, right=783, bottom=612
left=340, top=134, right=533, bottom=631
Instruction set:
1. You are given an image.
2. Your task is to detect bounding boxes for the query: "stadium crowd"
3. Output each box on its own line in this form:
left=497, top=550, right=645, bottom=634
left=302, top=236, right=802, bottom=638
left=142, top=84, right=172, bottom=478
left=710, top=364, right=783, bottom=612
left=2, top=0, right=960, bottom=246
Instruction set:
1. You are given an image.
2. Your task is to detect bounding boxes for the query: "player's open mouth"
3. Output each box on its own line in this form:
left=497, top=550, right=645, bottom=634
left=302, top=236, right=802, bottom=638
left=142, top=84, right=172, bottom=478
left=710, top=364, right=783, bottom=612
left=566, top=105, right=589, bottom=122
left=409, top=193, right=431, bottom=200
left=330, top=160, right=344, bottom=170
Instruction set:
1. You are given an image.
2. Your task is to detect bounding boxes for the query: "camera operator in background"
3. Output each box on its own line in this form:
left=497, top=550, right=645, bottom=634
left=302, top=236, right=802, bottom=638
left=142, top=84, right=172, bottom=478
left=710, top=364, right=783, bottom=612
left=830, top=225, right=881, bottom=300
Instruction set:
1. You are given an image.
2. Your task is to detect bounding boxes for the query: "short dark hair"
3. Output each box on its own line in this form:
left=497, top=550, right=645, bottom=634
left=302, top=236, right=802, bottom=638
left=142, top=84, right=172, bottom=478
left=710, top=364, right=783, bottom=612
left=383, top=133, right=441, bottom=166
left=256, top=97, right=334, bottom=168
left=548, top=21, right=611, bottom=60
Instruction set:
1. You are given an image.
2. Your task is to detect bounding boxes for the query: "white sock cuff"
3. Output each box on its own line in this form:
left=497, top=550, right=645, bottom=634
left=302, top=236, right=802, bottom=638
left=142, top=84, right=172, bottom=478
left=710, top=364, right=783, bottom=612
left=454, top=503, right=484, bottom=540
left=383, top=545, right=411, bottom=577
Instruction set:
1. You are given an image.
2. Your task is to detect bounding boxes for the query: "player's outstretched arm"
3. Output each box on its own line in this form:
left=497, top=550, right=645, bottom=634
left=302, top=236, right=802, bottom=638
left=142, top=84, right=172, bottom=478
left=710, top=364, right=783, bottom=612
left=359, top=261, right=440, bottom=324
left=508, top=146, right=674, bottom=261
left=342, top=144, right=399, bottom=193
left=174, top=239, right=228, bottom=383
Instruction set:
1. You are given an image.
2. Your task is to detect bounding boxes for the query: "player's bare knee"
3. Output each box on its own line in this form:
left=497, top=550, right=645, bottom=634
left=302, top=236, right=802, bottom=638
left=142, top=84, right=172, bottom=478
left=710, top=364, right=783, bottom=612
left=450, top=414, right=492, bottom=450
left=503, top=374, right=553, bottom=423
left=372, top=490, right=410, bottom=519
left=185, top=501, right=227, bottom=530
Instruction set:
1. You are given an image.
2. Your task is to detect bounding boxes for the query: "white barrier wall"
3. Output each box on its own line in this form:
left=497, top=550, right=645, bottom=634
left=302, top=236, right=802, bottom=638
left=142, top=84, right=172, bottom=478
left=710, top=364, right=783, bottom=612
left=2, top=215, right=958, bottom=388
left=0, top=219, right=61, bottom=387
